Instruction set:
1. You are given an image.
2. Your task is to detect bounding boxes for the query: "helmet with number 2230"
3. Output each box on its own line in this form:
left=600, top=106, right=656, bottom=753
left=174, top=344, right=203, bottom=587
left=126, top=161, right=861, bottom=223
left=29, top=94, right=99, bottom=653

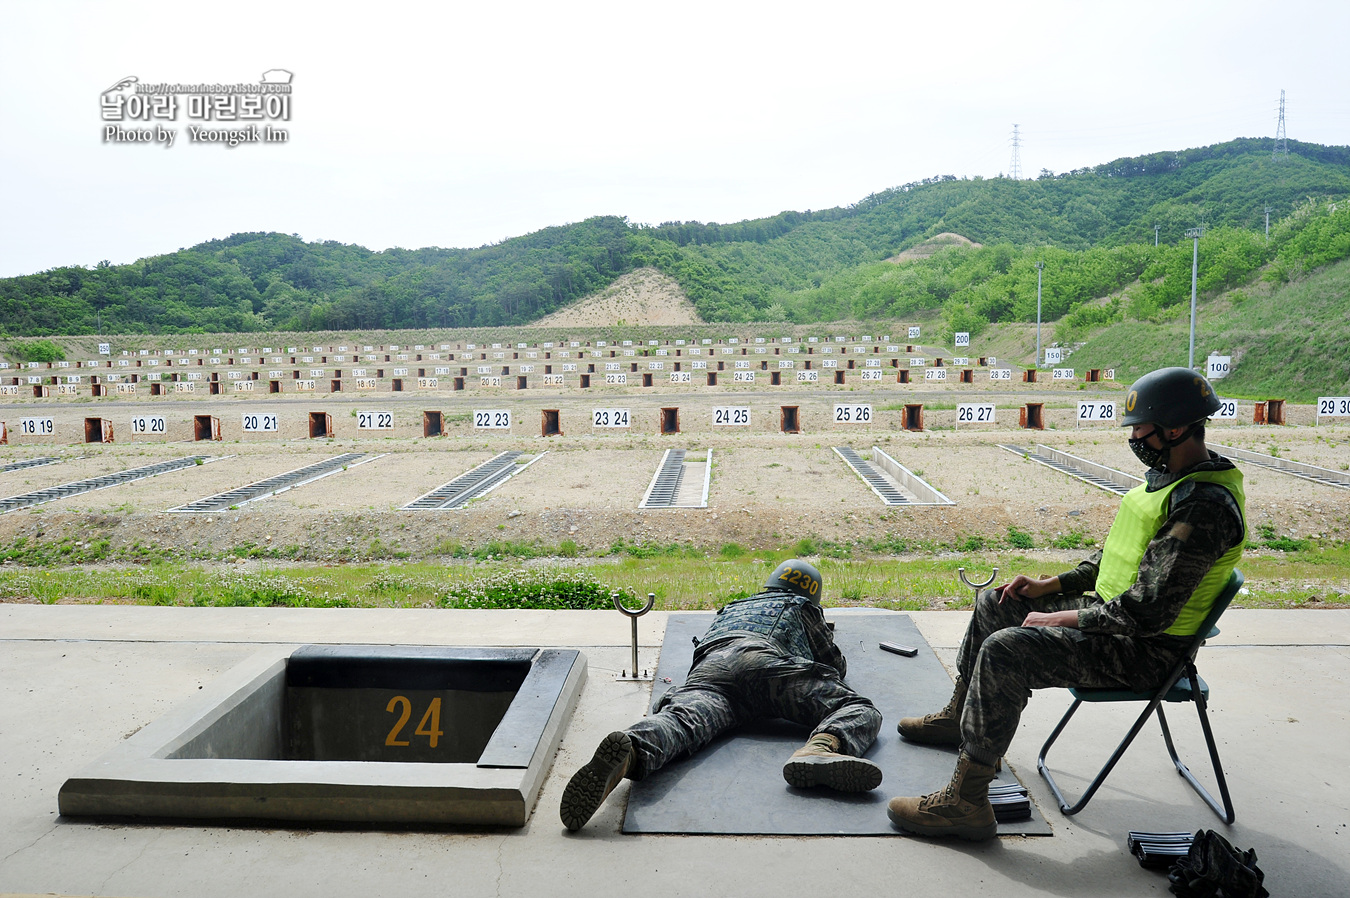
left=765, top=559, right=824, bottom=605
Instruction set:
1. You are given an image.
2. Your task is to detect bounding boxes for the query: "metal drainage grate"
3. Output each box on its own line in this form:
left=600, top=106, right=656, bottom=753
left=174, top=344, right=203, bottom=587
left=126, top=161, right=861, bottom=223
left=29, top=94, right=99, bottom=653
left=0, top=456, right=62, bottom=475
left=640, top=450, right=687, bottom=508
left=404, top=451, right=533, bottom=510
left=835, top=447, right=909, bottom=505
left=169, top=453, right=373, bottom=512
left=0, top=456, right=213, bottom=515
left=1000, top=444, right=1141, bottom=495
left=1212, top=443, right=1350, bottom=490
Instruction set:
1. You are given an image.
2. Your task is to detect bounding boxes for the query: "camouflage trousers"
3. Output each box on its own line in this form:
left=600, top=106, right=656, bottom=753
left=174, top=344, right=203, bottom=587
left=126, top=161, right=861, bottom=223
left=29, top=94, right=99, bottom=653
left=954, top=588, right=1190, bottom=766
left=624, top=637, right=882, bottom=780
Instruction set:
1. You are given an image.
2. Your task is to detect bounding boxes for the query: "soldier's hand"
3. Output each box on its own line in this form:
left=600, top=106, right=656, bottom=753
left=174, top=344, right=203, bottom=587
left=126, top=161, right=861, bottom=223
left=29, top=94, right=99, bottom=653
left=1000, top=574, right=1056, bottom=602
left=1022, top=610, right=1080, bottom=629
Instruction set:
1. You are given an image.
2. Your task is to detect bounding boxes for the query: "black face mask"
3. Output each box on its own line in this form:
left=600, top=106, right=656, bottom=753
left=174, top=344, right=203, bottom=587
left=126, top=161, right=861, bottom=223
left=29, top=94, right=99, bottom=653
left=1129, top=423, right=1199, bottom=470
left=1129, top=429, right=1166, bottom=469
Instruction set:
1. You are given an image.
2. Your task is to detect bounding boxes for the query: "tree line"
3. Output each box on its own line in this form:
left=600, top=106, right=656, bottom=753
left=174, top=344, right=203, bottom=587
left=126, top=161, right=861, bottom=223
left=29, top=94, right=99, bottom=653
left=2, top=138, right=1348, bottom=337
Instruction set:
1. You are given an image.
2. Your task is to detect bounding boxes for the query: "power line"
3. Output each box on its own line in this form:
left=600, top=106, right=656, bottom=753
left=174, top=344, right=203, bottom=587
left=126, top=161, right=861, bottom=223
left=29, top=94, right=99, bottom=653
left=1009, top=124, right=1022, bottom=180
left=1273, top=89, right=1288, bottom=160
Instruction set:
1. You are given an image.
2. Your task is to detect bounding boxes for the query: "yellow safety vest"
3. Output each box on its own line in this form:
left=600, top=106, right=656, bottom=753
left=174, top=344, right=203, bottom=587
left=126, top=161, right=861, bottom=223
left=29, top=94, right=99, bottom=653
left=1094, top=467, right=1246, bottom=636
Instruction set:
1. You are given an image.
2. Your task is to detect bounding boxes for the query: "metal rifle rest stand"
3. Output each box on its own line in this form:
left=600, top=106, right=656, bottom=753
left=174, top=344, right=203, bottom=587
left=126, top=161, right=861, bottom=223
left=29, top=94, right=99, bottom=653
left=614, top=591, right=655, bottom=681
left=958, top=568, right=997, bottom=604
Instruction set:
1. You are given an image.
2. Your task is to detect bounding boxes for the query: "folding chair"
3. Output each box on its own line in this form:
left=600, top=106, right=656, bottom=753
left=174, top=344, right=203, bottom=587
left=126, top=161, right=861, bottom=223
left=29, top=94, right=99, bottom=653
left=1037, top=569, right=1242, bottom=823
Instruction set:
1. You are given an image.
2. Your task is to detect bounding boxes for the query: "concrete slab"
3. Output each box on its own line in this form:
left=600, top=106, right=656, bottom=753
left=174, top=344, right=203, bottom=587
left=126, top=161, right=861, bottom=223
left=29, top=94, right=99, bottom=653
left=2, top=606, right=1348, bottom=898
left=625, top=612, right=1050, bottom=835
left=57, top=646, right=585, bottom=826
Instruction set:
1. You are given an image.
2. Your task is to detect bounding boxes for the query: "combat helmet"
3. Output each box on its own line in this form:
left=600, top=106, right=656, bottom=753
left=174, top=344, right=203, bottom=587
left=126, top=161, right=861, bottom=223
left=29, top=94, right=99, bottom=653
left=1121, top=367, right=1221, bottom=468
left=1121, top=367, right=1221, bottom=428
left=765, top=559, right=824, bottom=604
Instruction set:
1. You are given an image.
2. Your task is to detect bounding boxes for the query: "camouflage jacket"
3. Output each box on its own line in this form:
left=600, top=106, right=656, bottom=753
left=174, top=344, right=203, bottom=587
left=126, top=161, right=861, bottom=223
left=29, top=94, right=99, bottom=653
left=695, top=590, right=847, bottom=676
left=1063, top=452, right=1245, bottom=637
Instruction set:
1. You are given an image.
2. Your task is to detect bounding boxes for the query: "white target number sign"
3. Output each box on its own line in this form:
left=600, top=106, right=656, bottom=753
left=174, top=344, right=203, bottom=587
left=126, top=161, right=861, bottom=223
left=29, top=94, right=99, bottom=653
left=358, top=411, right=394, bottom=430
left=834, top=404, right=872, bottom=424
left=957, top=404, right=995, bottom=425
left=713, top=407, right=751, bottom=426
left=242, top=413, right=279, bottom=433
left=1077, top=401, right=1116, bottom=423
left=1317, top=397, right=1350, bottom=418
left=592, top=408, right=631, bottom=428
left=474, top=409, right=511, bottom=429
left=130, top=415, right=167, bottom=435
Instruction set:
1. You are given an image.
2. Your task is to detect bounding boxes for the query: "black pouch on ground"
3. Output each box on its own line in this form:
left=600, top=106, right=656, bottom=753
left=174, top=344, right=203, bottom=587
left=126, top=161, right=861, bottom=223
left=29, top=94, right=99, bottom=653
left=1166, top=829, right=1269, bottom=898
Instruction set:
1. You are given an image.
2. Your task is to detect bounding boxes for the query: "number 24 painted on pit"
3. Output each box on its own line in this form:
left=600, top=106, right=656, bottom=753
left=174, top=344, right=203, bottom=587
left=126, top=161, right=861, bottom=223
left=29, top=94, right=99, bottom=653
left=385, top=696, right=443, bottom=748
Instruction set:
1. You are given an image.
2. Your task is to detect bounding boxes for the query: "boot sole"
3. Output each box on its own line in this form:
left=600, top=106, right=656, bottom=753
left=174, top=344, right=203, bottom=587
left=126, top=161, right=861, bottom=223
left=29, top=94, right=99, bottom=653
left=560, top=731, right=632, bottom=831
left=782, top=755, right=883, bottom=792
left=896, top=721, right=962, bottom=746
left=887, top=807, right=998, bottom=842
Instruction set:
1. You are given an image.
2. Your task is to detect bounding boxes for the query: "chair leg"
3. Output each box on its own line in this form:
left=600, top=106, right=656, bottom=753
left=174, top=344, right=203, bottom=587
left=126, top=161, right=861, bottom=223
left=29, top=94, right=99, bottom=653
left=1038, top=696, right=1163, bottom=816
left=1156, top=668, right=1236, bottom=824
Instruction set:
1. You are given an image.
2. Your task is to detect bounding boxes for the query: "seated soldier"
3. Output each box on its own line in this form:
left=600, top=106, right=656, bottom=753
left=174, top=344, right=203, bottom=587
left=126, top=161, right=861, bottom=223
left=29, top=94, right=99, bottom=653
left=888, top=367, right=1246, bottom=841
left=561, top=559, right=884, bottom=831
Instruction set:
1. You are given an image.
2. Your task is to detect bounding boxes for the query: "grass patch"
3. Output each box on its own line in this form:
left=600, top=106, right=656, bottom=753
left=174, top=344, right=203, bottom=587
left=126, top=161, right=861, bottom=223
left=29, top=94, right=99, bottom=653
left=0, top=541, right=1345, bottom=611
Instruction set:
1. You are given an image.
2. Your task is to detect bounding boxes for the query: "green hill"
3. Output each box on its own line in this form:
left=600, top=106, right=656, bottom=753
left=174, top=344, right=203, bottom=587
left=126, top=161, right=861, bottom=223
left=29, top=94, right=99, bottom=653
left=3, top=138, right=1350, bottom=403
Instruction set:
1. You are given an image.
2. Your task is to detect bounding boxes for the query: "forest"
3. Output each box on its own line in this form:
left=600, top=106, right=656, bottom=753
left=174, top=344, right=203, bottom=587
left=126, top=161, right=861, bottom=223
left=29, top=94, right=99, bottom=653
left=2, top=137, right=1348, bottom=338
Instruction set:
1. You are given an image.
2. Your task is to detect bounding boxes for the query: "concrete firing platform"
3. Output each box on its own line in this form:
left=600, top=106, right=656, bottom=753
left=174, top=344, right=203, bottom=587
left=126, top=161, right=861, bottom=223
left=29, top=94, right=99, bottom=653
left=626, top=613, right=1050, bottom=835
left=2, top=604, right=1349, bottom=898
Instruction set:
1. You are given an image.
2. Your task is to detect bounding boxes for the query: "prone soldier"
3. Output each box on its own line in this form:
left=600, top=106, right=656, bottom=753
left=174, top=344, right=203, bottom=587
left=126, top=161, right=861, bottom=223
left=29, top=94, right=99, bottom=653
left=561, top=559, right=884, bottom=831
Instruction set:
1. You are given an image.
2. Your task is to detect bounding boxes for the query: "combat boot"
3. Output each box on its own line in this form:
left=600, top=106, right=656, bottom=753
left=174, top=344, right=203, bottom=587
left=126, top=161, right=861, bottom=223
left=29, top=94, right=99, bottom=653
left=560, top=731, right=634, bottom=831
left=886, top=752, right=998, bottom=842
left=896, top=678, right=967, bottom=745
left=782, top=732, right=883, bottom=792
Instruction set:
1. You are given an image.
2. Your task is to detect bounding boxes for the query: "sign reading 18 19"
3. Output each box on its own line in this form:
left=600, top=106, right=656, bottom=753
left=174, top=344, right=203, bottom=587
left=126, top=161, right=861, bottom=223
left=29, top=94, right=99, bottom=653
left=20, top=416, right=55, bottom=436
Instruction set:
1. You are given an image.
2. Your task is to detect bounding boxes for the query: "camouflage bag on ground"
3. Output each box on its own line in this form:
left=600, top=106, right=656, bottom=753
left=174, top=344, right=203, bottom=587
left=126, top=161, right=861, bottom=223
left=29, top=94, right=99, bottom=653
left=1167, top=829, right=1269, bottom=898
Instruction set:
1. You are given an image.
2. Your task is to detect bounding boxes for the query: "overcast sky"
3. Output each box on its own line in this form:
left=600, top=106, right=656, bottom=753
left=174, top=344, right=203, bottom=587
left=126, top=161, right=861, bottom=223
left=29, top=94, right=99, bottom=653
left=1, top=0, right=1345, bottom=278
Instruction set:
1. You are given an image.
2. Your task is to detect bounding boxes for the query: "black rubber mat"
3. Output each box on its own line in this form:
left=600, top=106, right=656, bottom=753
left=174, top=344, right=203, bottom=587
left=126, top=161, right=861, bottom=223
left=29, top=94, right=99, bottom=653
left=622, top=612, right=1053, bottom=836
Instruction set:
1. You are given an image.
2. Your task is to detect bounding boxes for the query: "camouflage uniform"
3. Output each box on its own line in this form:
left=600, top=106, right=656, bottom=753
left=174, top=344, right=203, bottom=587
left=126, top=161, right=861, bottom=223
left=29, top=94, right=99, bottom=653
left=623, top=590, right=882, bottom=780
left=955, top=454, right=1245, bottom=767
